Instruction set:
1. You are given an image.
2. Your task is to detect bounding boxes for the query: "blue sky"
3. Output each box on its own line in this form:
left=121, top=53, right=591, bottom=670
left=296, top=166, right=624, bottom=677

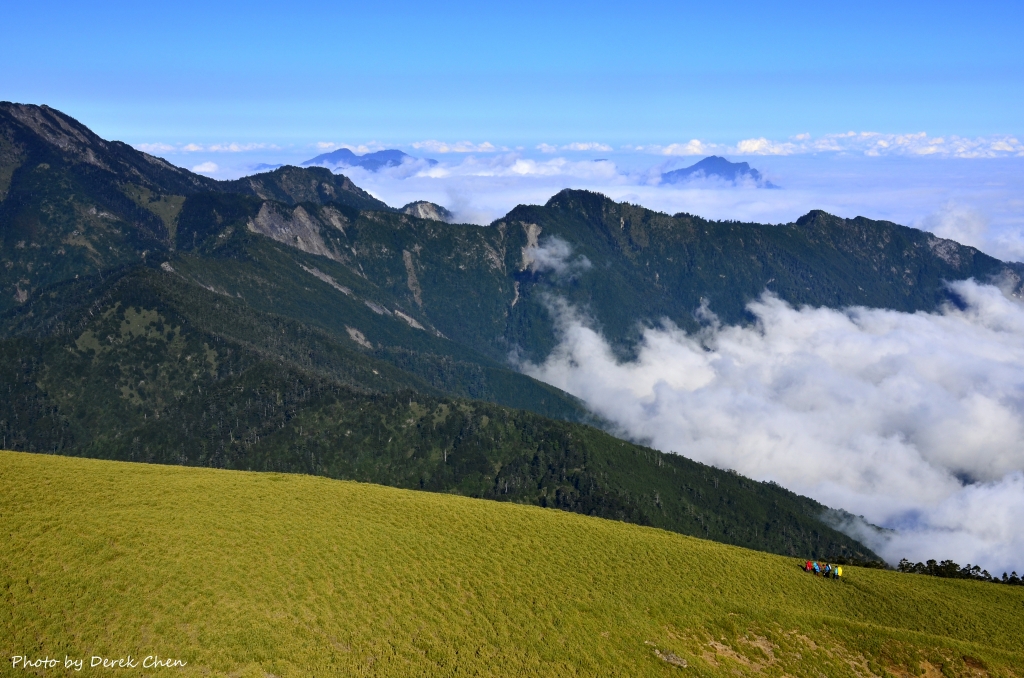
left=5, top=0, right=1024, bottom=261
left=4, top=0, right=1023, bottom=144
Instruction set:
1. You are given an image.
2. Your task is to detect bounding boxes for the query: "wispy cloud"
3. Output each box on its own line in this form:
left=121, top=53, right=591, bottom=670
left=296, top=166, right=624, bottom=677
left=312, top=141, right=386, bottom=153
left=411, top=140, right=501, bottom=153
left=133, top=142, right=280, bottom=154
left=636, top=133, right=1024, bottom=158
left=563, top=142, right=613, bottom=152
left=206, top=142, right=277, bottom=152
left=191, top=161, right=218, bottom=174
left=521, top=236, right=592, bottom=277
left=917, top=202, right=1024, bottom=265
left=735, top=137, right=800, bottom=155
left=135, top=142, right=176, bottom=153
left=538, top=142, right=615, bottom=153
left=409, top=153, right=621, bottom=180
left=628, top=140, right=721, bottom=156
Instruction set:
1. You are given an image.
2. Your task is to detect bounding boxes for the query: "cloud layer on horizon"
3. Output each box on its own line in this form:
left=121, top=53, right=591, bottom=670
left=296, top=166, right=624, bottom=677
left=631, top=132, right=1024, bottom=159
left=136, top=130, right=1024, bottom=161
left=519, top=278, right=1024, bottom=574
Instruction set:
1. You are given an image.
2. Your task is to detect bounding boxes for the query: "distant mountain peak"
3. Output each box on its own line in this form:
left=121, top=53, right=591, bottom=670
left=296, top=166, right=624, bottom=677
left=661, top=155, right=778, bottom=188
left=302, top=148, right=437, bottom=172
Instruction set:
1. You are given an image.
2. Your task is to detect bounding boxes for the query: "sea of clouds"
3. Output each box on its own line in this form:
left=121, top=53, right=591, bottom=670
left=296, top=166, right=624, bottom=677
left=517, top=260, right=1024, bottom=574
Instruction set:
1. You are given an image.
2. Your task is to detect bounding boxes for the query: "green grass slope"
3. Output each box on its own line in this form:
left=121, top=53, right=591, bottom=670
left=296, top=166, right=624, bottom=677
left=2, top=451, right=1021, bottom=677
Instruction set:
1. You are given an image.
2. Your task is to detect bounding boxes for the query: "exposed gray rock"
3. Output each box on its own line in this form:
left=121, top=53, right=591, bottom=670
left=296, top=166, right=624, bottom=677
left=401, top=201, right=453, bottom=222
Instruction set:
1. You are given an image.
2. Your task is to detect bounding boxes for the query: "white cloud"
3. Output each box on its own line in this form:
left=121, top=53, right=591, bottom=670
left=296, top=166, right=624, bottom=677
left=521, top=281, right=1024, bottom=574
left=629, top=140, right=722, bottom=156
left=135, top=142, right=280, bottom=154
left=312, top=141, right=385, bottom=154
left=134, top=142, right=176, bottom=153
left=521, top=236, right=592, bottom=276
left=917, top=203, right=1024, bottom=264
left=735, top=137, right=799, bottom=155
left=205, top=142, right=276, bottom=153
left=411, top=140, right=500, bottom=153
left=920, top=203, right=991, bottom=251
left=562, top=142, right=613, bottom=152
left=533, top=142, right=612, bottom=153
left=630, top=133, right=1024, bottom=158
left=662, top=140, right=718, bottom=156
left=191, top=161, right=219, bottom=174
left=394, top=153, right=621, bottom=180
left=734, top=132, right=1024, bottom=158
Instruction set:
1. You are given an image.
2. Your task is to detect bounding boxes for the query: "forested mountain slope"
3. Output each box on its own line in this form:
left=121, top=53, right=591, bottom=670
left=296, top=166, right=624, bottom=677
left=0, top=259, right=872, bottom=560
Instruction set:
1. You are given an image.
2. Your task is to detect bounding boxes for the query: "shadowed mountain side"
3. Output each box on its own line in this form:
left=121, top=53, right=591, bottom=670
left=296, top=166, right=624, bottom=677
left=0, top=103, right=396, bottom=315
left=0, top=102, right=220, bottom=313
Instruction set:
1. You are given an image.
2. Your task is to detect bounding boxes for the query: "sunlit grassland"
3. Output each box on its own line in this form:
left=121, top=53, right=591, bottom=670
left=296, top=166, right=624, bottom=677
left=2, top=450, right=1021, bottom=677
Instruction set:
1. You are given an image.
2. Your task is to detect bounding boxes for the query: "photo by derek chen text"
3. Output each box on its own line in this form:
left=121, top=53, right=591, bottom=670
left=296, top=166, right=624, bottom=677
left=9, top=654, right=187, bottom=671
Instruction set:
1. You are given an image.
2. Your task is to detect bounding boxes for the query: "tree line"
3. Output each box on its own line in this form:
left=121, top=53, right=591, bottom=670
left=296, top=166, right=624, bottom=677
left=898, top=558, right=1022, bottom=586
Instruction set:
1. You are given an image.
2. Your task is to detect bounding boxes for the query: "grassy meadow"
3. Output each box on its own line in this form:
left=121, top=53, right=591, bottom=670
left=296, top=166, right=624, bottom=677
left=1, top=450, right=1022, bottom=677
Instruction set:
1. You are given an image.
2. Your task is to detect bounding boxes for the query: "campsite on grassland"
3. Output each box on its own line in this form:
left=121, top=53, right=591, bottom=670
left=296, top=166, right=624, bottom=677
left=3, top=450, right=1022, bottom=677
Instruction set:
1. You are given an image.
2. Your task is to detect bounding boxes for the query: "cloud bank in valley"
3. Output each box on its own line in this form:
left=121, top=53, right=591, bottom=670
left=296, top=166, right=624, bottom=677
left=521, top=279, right=1024, bottom=574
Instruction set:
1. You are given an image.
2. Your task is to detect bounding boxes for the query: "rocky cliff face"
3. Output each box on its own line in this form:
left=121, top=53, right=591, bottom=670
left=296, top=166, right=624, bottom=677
left=401, top=200, right=453, bottom=222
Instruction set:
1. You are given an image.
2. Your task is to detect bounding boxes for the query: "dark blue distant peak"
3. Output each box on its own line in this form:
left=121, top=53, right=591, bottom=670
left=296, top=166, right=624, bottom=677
left=661, top=155, right=778, bottom=188
left=301, top=148, right=438, bottom=172
left=251, top=163, right=283, bottom=173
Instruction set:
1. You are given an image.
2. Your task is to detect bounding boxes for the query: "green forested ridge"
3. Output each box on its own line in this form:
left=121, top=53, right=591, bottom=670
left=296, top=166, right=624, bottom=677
left=6, top=102, right=1023, bottom=563
left=494, top=190, right=1024, bottom=360
left=4, top=452, right=1023, bottom=677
